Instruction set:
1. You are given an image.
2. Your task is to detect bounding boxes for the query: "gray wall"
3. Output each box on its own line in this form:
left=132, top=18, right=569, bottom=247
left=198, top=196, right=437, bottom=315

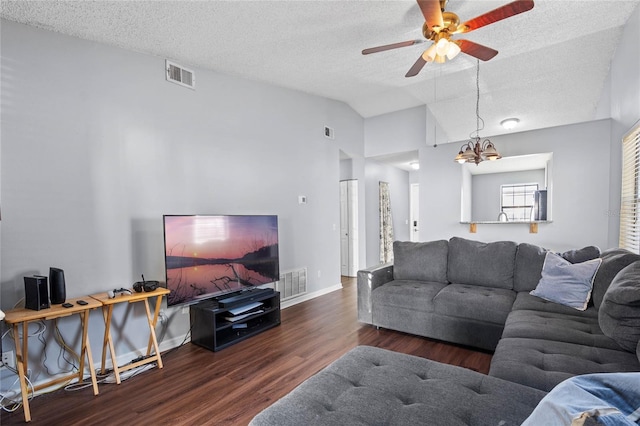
left=364, top=106, right=427, bottom=157
left=0, top=20, right=364, bottom=383
left=420, top=120, right=612, bottom=251
left=471, top=169, right=546, bottom=222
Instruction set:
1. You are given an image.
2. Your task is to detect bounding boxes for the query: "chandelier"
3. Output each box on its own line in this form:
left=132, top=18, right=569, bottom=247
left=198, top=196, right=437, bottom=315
left=454, top=60, right=502, bottom=165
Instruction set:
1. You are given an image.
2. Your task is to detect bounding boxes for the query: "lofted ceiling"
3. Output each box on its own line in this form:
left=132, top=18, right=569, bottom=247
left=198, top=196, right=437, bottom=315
left=1, top=0, right=639, bottom=164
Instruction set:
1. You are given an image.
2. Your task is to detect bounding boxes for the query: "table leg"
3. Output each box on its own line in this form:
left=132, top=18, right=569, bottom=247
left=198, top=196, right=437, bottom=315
left=22, top=322, right=29, bottom=373
left=102, top=305, right=121, bottom=384
left=143, top=298, right=163, bottom=369
left=99, top=306, right=111, bottom=375
left=12, top=323, right=31, bottom=422
left=80, top=310, right=99, bottom=395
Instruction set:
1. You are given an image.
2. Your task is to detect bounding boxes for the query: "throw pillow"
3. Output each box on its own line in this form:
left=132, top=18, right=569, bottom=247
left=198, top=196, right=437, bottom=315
left=530, top=252, right=602, bottom=311
left=599, top=261, right=640, bottom=352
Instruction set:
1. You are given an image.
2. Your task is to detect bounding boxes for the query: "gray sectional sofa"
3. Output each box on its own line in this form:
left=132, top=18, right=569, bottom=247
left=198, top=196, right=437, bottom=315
left=357, top=237, right=640, bottom=391
left=251, top=237, right=640, bottom=425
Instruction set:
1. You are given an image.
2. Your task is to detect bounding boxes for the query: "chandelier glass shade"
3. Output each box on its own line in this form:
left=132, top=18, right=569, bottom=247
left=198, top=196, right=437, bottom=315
left=423, top=33, right=461, bottom=63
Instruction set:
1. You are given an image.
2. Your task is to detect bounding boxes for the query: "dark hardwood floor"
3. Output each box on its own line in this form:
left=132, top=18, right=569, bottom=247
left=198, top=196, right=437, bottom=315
left=1, top=277, right=491, bottom=425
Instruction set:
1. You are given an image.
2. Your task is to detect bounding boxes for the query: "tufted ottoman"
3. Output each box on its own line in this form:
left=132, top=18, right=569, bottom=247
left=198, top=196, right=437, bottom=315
left=250, top=346, right=546, bottom=426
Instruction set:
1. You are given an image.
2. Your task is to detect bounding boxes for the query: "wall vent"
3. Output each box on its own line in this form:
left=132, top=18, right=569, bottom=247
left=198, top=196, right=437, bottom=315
left=324, top=126, right=335, bottom=140
left=166, top=60, right=195, bottom=89
left=276, top=268, right=307, bottom=301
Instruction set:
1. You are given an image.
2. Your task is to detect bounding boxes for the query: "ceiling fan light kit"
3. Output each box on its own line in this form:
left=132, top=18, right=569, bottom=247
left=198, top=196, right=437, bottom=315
left=362, top=0, right=535, bottom=77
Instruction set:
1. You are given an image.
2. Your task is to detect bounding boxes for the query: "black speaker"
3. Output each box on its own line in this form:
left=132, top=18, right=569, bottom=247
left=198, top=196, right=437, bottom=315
left=24, top=275, right=50, bottom=311
left=49, top=267, right=66, bottom=304
left=133, top=280, right=159, bottom=293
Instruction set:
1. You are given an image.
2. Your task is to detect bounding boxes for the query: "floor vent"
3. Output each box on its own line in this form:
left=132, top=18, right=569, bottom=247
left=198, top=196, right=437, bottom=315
left=276, top=268, right=307, bottom=301
left=166, top=60, right=195, bottom=89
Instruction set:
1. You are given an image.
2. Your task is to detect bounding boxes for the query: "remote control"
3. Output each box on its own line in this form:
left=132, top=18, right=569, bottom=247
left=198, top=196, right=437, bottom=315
left=62, top=303, right=73, bottom=308
left=77, top=300, right=88, bottom=306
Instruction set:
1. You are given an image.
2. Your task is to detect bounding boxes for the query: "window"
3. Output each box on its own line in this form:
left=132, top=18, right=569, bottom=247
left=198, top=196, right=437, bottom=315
left=619, top=121, right=640, bottom=254
left=500, top=183, right=538, bottom=221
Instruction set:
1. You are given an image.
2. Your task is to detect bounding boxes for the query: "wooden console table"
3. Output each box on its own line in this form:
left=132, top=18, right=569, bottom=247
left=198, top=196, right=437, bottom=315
left=2, top=297, right=101, bottom=422
left=90, top=287, right=170, bottom=385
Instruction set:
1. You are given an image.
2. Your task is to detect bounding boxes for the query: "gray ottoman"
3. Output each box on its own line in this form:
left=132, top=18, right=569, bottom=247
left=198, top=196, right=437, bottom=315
left=250, top=346, right=546, bottom=426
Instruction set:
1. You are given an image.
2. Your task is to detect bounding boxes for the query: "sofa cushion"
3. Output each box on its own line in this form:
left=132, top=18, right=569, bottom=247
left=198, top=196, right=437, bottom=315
left=514, top=243, right=547, bottom=292
left=511, top=292, right=599, bottom=318
left=433, top=284, right=515, bottom=325
left=560, top=246, right=600, bottom=264
left=447, top=237, right=517, bottom=289
left=599, top=261, right=640, bottom=352
left=372, top=280, right=446, bottom=313
left=250, top=346, right=546, bottom=426
left=530, top=252, right=601, bottom=311
left=592, top=248, right=640, bottom=309
left=393, top=240, right=448, bottom=283
left=489, top=337, right=640, bottom=392
left=502, top=310, right=622, bottom=350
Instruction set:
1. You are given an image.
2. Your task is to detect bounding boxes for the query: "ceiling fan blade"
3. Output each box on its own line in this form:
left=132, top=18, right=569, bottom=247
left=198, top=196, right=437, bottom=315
left=405, top=55, right=428, bottom=77
left=362, top=40, right=424, bottom=55
left=417, top=0, right=444, bottom=29
left=458, top=39, right=499, bottom=61
left=457, top=0, right=534, bottom=34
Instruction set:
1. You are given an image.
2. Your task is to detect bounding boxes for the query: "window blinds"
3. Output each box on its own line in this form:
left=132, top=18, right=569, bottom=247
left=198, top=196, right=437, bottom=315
left=620, top=121, right=640, bottom=253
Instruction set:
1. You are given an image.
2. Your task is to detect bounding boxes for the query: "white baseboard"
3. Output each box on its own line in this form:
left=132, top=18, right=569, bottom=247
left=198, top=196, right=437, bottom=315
left=280, top=282, right=343, bottom=309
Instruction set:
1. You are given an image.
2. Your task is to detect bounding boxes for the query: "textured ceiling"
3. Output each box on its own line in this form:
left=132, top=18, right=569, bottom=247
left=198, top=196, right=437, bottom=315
left=1, top=0, right=639, bottom=151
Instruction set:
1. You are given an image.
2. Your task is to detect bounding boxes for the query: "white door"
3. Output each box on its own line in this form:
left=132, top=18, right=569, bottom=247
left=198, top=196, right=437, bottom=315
left=340, top=180, right=359, bottom=276
left=410, top=183, right=420, bottom=241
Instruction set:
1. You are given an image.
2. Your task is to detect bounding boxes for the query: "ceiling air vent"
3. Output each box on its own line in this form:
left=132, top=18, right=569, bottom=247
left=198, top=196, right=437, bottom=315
left=324, top=126, right=335, bottom=140
left=165, top=60, right=195, bottom=89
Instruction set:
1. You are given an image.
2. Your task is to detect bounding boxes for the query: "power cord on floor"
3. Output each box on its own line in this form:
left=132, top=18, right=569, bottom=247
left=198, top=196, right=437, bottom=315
left=0, top=368, right=35, bottom=413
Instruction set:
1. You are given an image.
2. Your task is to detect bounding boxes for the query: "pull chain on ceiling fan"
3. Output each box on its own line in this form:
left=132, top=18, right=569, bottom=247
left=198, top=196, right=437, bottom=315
left=362, top=0, right=535, bottom=77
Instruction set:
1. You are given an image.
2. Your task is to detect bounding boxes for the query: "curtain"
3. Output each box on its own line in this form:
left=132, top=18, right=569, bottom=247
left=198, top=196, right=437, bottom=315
left=379, top=181, right=394, bottom=263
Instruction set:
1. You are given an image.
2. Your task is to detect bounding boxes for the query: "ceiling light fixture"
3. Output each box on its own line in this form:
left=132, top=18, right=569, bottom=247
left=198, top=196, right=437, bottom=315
left=410, top=162, right=420, bottom=170
left=424, top=33, right=461, bottom=64
left=501, top=118, right=520, bottom=130
left=455, top=60, right=502, bottom=165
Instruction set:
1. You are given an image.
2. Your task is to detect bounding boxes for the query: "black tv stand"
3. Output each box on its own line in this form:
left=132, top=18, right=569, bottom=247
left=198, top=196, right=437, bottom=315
left=190, top=290, right=280, bottom=351
left=217, top=287, right=274, bottom=307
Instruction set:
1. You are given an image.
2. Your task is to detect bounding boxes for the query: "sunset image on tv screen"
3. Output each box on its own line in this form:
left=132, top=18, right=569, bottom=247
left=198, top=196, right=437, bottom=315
left=163, top=215, right=279, bottom=306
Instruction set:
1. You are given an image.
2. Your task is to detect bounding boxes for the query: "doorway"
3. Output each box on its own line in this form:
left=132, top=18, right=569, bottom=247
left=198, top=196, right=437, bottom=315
left=340, top=179, right=359, bottom=277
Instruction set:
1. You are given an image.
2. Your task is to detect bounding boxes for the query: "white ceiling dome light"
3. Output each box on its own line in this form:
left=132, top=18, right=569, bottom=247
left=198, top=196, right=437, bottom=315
left=501, top=118, right=520, bottom=130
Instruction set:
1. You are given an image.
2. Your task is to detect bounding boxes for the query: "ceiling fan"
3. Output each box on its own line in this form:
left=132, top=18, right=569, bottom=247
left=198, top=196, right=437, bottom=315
left=362, top=0, right=534, bottom=77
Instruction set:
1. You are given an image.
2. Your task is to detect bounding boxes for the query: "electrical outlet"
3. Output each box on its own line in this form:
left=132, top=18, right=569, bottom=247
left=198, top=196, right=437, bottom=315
left=2, top=350, right=15, bottom=370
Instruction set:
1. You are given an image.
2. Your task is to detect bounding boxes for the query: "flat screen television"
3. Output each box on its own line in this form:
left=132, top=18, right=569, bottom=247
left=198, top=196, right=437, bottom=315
left=163, top=215, right=279, bottom=307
